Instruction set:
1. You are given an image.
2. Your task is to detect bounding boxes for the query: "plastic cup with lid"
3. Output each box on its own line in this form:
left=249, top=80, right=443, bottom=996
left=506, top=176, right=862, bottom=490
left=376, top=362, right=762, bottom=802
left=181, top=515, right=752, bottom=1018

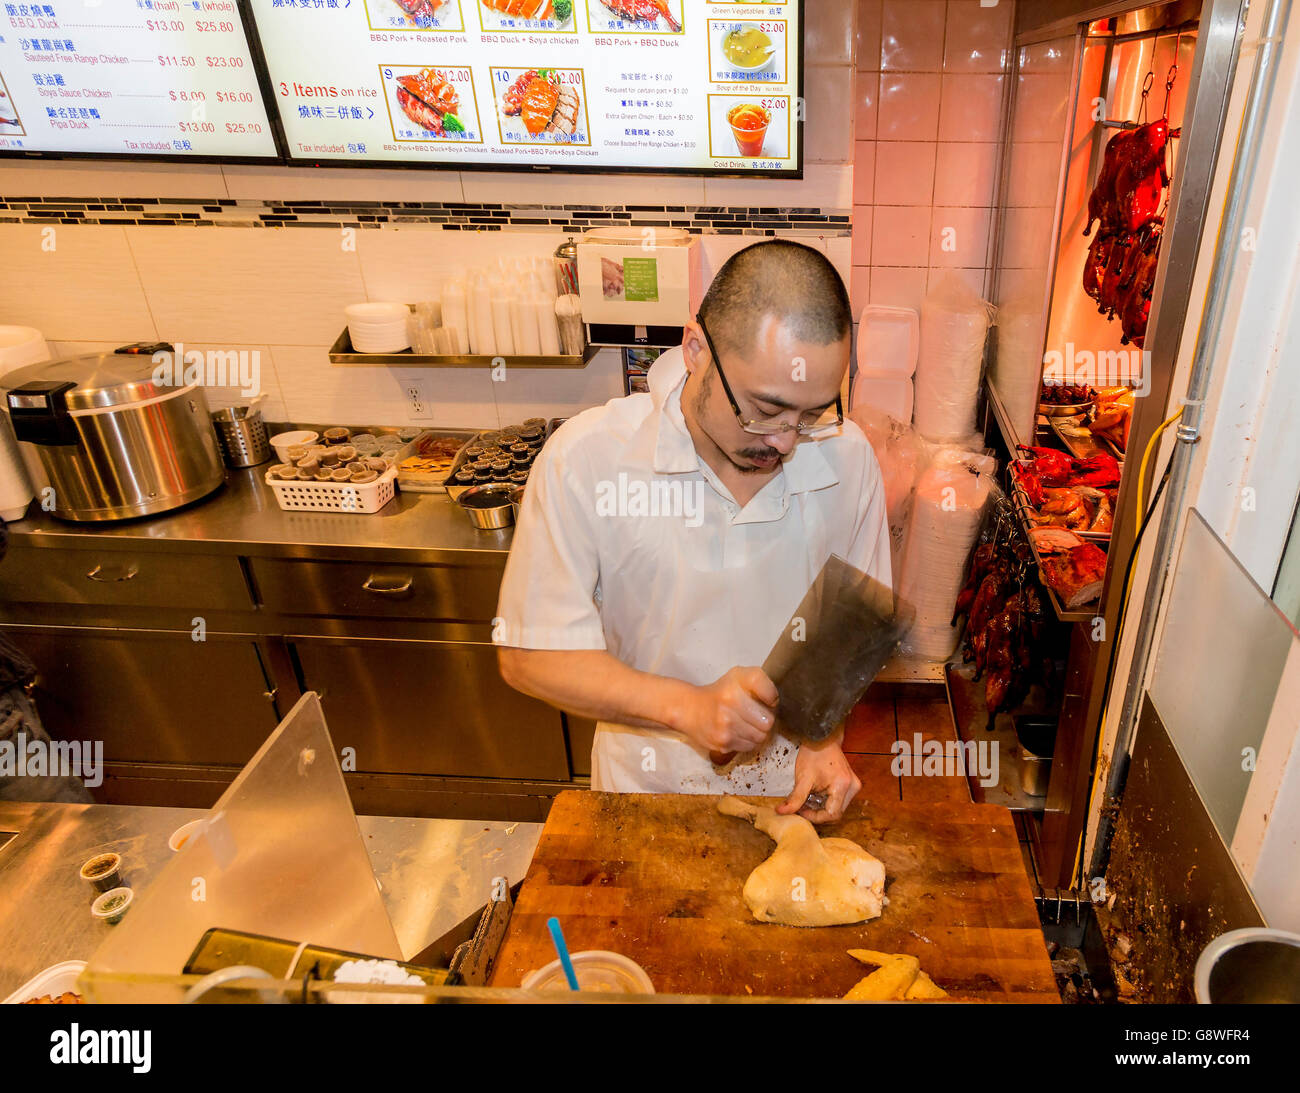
left=520, top=951, right=654, bottom=994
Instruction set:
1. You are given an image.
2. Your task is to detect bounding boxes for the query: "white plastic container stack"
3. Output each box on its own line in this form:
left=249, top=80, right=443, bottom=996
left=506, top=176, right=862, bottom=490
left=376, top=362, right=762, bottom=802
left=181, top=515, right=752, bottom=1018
left=898, top=450, right=995, bottom=660
left=851, top=305, right=919, bottom=423
left=913, top=274, right=995, bottom=442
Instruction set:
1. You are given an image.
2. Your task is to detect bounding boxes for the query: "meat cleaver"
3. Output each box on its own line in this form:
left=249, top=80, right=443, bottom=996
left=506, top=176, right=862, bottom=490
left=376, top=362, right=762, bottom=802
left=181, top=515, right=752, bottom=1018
left=709, top=554, right=912, bottom=768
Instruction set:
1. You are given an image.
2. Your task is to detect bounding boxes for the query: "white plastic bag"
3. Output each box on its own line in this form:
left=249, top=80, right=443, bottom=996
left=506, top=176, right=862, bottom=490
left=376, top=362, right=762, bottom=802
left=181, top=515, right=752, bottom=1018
left=850, top=404, right=929, bottom=592
left=898, top=455, right=997, bottom=660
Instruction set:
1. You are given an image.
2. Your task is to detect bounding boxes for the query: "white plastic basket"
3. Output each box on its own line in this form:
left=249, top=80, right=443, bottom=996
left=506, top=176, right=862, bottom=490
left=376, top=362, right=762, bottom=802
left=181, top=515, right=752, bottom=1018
left=264, top=466, right=397, bottom=514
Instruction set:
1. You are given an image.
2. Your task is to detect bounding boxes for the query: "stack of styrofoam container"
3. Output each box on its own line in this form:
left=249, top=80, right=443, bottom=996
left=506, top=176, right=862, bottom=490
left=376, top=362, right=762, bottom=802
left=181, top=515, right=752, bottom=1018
left=851, top=306, right=919, bottom=424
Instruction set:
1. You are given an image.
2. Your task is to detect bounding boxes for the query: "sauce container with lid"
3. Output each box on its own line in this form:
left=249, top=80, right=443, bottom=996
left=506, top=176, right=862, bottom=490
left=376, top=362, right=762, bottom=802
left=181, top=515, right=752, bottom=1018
left=91, top=887, right=133, bottom=925
left=79, top=852, right=123, bottom=892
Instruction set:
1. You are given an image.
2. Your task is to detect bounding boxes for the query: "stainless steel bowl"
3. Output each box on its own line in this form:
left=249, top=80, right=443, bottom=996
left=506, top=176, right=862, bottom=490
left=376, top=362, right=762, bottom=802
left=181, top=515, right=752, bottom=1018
left=1195, top=928, right=1300, bottom=1003
left=507, top=485, right=525, bottom=521
left=457, top=484, right=514, bottom=530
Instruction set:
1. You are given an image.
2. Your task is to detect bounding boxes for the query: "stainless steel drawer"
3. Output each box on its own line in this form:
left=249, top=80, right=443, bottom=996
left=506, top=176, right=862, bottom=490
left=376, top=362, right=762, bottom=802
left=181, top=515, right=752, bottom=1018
left=0, top=546, right=252, bottom=611
left=292, top=638, right=568, bottom=780
left=16, top=628, right=280, bottom=766
left=251, top=557, right=503, bottom=621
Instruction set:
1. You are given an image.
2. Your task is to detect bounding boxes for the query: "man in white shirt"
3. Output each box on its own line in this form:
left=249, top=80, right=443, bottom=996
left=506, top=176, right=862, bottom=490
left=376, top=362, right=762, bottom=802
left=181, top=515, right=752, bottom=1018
left=495, top=240, right=891, bottom=822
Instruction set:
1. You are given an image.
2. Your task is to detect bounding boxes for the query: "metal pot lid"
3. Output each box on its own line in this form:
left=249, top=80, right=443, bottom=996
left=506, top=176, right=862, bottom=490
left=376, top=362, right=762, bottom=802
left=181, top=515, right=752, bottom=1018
left=0, top=352, right=192, bottom=411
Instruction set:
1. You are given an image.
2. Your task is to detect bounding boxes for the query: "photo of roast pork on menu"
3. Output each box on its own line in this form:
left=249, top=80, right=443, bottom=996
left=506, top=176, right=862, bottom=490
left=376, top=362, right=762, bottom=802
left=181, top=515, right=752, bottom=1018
left=382, top=66, right=482, bottom=142
left=493, top=68, right=589, bottom=144
left=478, top=0, right=576, bottom=32
left=587, top=0, right=682, bottom=34
left=366, top=0, right=466, bottom=32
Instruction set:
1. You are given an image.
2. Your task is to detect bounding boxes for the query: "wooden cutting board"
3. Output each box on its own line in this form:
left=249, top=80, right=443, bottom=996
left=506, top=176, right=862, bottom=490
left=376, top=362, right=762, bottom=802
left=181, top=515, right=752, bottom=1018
left=490, top=791, right=1058, bottom=1002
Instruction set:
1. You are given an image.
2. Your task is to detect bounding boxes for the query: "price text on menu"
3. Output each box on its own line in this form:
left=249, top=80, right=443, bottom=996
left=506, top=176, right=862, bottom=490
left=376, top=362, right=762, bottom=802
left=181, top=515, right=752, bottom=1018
left=0, top=1, right=276, bottom=157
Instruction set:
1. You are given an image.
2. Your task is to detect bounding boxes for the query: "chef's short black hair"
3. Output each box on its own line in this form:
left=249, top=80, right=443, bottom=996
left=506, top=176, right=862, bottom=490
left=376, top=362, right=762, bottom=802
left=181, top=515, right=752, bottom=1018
left=697, top=240, right=852, bottom=357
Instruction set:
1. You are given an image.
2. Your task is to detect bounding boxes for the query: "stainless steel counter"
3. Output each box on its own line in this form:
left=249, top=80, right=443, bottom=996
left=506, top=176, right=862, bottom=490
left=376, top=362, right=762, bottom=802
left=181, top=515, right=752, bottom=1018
left=6, top=463, right=514, bottom=564
left=0, top=800, right=541, bottom=999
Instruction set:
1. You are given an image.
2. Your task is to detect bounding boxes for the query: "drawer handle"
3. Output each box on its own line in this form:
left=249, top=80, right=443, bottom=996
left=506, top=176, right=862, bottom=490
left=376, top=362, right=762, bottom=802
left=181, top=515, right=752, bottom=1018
left=362, top=574, right=414, bottom=598
left=86, top=564, right=139, bottom=583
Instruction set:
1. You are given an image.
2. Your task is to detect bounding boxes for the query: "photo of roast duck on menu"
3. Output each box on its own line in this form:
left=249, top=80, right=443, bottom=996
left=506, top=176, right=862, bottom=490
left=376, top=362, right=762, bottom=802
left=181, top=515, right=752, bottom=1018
left=477, top=0, right=576, bottom=32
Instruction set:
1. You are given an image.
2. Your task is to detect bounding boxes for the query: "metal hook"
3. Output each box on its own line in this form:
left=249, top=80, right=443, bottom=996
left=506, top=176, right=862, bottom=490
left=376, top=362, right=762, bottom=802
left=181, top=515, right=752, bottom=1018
left=1163, top=64, right=1178, bottom=117
left=1139, top=70, right=1155, bottom=124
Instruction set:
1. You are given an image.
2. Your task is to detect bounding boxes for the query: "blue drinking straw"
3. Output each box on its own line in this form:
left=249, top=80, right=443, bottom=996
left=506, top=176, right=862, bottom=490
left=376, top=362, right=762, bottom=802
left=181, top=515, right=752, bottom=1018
left=547, top=916, right=580, bottom=991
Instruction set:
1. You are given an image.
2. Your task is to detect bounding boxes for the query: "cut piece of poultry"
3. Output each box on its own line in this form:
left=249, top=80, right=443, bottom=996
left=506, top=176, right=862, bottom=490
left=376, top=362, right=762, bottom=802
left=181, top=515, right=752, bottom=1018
left=717, top=796, right=886, bottom=927
left=845, top=949, right=949, bottom=1000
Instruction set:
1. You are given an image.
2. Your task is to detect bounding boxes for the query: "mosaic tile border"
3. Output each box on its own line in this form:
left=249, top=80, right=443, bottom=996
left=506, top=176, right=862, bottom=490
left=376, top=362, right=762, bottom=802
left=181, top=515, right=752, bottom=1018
left=0, top=197, right=851, bottom=236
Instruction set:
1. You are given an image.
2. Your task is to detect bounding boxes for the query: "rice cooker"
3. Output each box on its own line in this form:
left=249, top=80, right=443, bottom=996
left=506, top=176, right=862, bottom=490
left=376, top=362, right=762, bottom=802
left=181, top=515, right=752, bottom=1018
left=3, top=350, right=225, bottom=522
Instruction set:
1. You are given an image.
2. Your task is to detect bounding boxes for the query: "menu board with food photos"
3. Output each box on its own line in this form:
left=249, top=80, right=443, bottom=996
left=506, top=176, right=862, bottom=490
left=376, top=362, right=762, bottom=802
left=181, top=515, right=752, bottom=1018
left=245, top=0, right=803, bottom=173
left=0, top=1, right=277, bottom=158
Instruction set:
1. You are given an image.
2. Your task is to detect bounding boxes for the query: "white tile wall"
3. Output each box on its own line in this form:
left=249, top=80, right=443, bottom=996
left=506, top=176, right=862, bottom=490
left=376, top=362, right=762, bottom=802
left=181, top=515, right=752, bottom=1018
left=0, top=224, right=156, bottom=342
left=125, top=225, right=367, bottom=345
left=850, top=0, right=1012, bottom=325
left=878, top=73, right=943, bottom=140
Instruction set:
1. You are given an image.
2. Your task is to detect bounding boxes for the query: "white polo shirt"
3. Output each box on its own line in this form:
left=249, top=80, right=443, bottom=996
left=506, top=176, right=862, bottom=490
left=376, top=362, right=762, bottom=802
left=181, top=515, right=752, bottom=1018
left=495, top=346, right=891, bottom=795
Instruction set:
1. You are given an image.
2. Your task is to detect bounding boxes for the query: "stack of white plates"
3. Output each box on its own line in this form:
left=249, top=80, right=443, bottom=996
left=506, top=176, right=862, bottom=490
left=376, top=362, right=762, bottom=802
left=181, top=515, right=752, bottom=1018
left=346, top=302, right=410, bottom=354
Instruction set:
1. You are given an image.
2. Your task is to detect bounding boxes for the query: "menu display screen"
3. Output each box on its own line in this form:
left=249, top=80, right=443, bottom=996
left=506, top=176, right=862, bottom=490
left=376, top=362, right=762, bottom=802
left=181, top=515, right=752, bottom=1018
left=0, top=1, right=277, bottom=159
left=246, top=0, right=803, bottom=174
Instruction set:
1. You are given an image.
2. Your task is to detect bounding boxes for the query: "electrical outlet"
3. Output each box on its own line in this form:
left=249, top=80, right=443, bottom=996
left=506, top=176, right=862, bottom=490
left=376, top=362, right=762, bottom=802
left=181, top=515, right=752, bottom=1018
left=401, top=376, right=434, bottom=422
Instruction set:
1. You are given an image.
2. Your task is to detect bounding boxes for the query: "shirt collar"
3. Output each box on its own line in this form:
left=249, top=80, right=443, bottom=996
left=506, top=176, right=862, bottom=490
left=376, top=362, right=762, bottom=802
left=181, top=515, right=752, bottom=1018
left=644, top=347, right=840, bottom=494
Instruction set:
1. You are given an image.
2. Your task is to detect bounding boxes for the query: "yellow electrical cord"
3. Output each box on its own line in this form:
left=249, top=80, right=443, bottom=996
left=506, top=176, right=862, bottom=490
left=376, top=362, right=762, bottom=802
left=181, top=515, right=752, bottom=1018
left=1073, top=406, right=1186, bottom=889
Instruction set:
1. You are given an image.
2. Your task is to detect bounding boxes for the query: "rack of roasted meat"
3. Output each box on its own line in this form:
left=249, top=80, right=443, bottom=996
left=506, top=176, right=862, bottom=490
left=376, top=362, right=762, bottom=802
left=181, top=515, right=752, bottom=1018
left=1009, top=445, right=1119, bottom=539
left=1081, top=67, right=1180, bottom=348
left=951, top=499, right=1064, bottom=718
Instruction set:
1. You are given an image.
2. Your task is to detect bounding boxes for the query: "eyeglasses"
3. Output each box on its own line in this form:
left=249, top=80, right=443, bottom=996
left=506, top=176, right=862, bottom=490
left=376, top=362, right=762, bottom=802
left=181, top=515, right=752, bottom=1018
left=697, top=318, right=844, bottom=438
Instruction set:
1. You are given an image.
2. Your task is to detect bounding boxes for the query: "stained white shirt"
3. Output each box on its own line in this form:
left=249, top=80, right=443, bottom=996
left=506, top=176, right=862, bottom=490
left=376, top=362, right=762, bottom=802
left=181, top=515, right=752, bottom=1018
left=495, top=346, right=891, bottom=795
